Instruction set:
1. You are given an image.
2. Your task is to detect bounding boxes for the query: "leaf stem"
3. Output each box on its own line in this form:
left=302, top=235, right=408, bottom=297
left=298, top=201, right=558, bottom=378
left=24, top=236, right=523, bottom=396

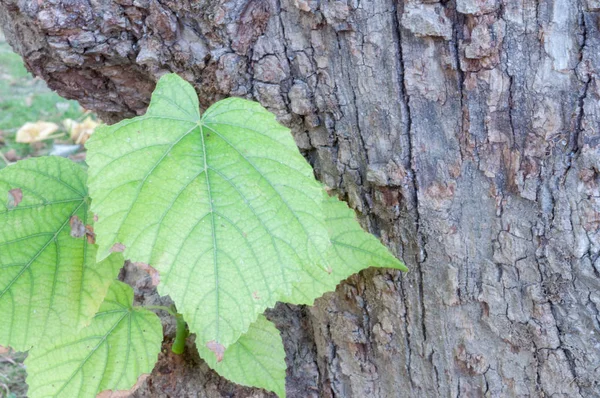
left=172, top=314, right=189, bottom=355
left=143, top=305, right=189, bottom=354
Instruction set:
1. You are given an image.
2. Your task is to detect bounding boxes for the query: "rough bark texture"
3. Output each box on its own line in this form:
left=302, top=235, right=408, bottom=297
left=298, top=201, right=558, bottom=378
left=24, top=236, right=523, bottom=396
left=1, top=0, right=599, bottom=396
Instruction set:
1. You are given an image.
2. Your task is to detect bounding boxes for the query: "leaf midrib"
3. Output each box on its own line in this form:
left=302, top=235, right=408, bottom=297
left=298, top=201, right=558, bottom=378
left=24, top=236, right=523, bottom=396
left=201, top=123, right=328, bottom=265
left=198, top=122, right=221, bottom=343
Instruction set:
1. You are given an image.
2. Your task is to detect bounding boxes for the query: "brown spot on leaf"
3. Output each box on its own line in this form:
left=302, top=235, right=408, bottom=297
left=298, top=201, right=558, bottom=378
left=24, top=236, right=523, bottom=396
left=111, top=243, right=126, bottom=253
left=96, top=374, right=149, bottom=397
left=93, top=214, right=99, bottom=222
left=252, top=291, right=261, bottom=300
left=7, top=188, right=22, bottom=209
left=85, top=225, right=96, bottom=244
left=133, top=262, right=160, bottom=286
left=206, top=340, right=225, bottom=362
left=70, top=215, right=86, bottom=238
left=71, top=217, right=96, bottom=243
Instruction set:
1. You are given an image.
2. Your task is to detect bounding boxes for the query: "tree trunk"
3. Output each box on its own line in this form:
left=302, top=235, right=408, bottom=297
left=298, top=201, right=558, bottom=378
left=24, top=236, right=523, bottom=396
left=1, top=0, right=599, bottom=396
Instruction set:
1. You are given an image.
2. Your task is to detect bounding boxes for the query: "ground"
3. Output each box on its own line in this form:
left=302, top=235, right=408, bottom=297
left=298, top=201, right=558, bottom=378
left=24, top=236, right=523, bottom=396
left=0, top=347, right=26, bottom=398
left=0, top=32, right=90, bottom=170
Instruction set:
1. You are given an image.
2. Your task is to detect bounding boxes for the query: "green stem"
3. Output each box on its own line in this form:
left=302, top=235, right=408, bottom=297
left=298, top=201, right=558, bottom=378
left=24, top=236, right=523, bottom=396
left=172, top=314, right=189, bottom=355
left=143, top=305, right=188, bottom=354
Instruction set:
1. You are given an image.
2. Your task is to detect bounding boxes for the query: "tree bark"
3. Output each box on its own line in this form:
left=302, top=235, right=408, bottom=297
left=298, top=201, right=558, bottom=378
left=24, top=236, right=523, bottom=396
left=1, top=0, right=599, bottom=396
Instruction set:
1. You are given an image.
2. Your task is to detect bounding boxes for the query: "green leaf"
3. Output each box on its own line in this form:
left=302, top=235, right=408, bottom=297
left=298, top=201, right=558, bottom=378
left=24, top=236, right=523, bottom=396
left=0, top=157, right=122, bottom=351
left=25, top=280, right=163, bottom=398
left=86, top=74, right=330, bottom=349
left=198, top=315, right=286, bottom=398
left=284, top=192, right=408, bottom=305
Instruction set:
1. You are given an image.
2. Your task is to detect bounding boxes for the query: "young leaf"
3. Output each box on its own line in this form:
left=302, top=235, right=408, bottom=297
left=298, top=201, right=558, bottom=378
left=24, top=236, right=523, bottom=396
left=283, top=192, right=408, bottom=305
left=25, top=281, right=163, bottom=398
left=0, top=157, right=122, bottom=351
left=198, top=315, right=287, bottom=398
left=86, top=74, right=330, bottom=349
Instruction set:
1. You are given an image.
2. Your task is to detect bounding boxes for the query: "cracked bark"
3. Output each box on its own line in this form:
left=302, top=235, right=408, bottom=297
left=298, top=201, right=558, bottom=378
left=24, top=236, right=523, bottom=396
left=1, top=0, right=599, bottom=396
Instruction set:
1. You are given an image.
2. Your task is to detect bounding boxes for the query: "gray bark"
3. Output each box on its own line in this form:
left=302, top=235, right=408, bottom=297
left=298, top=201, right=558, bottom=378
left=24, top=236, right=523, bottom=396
left=1, top=0, right=599, bottom=396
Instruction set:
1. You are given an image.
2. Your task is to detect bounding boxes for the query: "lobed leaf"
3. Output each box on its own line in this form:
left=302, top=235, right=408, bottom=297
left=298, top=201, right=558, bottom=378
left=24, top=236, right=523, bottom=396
left=283, top=192, right=408, bottom=305
left=198, top=315, right=287, bottom=398
left=25, top=281, right=163, bottom=398
left=0, top=157, right=122, bottom=351
left=86, top=74, right=330, bottom=350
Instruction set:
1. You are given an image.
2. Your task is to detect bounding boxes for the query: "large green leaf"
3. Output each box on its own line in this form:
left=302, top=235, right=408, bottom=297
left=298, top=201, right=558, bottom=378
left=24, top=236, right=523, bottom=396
left=86, top=74, right=329, bottom=349
left=0, top=157, right=122, bottom=351
left=284, top=192, right=408, bottom=305
left=194, top=192, right=405, bottom=396
left=25, top=280, right=163, bottom=398
left=198, top=315, right=286, bottom=398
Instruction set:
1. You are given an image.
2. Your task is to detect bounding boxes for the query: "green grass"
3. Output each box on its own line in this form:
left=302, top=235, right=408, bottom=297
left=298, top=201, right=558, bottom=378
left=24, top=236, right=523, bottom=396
left=0, top=36, right=87, bottom=166
left=0, top=40, right=83, bottom=130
